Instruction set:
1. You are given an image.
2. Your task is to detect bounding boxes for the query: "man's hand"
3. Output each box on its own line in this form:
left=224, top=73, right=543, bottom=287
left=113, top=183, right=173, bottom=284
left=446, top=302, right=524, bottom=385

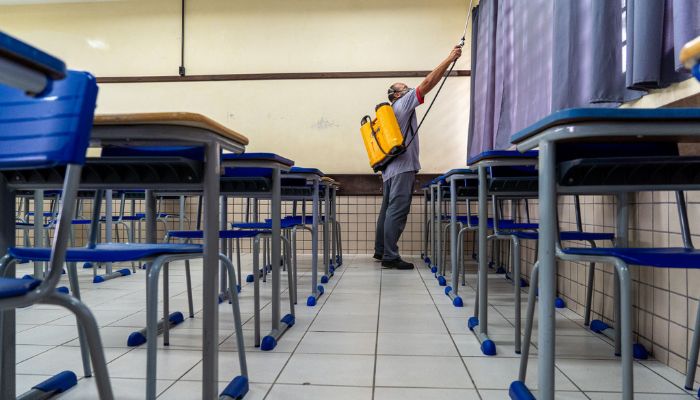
left=417, top=45, right=464, bottom=97
left=449, top=46, right=463, bottom=62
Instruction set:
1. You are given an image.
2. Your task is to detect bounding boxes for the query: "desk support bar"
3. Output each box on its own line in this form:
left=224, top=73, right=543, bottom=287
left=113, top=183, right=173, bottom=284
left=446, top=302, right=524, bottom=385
left=202, top=142, right=221, bottom=400
left=447, top=177, right=463, bottom=307
left=537, top=140, right=556, bottom=400
left=0, top=178, right=16, bottom=399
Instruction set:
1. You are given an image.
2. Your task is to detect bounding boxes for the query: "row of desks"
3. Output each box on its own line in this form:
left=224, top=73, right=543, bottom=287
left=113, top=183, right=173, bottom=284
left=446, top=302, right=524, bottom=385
left=428, top=108, right=700, bottom=400
left=1, top=110, right=343, bottom=399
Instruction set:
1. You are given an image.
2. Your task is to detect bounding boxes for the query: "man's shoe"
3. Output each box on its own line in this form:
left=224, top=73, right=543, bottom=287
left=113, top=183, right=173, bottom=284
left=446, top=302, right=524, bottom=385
left=381, top=259, right=414, bottom=270
left=373, top=253, right=383, bottom=261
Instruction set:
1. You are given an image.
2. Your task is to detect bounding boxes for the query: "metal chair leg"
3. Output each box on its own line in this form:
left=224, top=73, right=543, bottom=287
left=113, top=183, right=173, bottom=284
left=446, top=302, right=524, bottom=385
left=513, top=237, right=522, bottom=354
left=519, top=261, right=538, bottom=382
left=614, top=261, right=633, bottom=400
left=185, top=260, right=194, bottom=318
left=684, top=293, right=700, bottom=390
left=43, top=293, right=114, bottom=400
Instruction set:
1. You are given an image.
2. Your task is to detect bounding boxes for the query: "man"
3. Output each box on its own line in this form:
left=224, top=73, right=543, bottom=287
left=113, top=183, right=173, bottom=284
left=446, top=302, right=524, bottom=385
left=374, top=45, right=462, bottom=270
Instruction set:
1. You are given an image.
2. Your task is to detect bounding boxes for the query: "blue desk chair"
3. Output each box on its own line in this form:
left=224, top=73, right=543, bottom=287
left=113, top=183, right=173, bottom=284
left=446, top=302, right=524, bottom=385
left=0, top=70, right=114, bottom=399
left=167, top=226, right=295, bottom=352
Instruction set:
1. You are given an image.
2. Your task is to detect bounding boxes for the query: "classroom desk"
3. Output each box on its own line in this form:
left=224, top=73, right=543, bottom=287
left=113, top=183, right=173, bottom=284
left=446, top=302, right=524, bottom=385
left=220, top=153, right=294, bottom=349
left=444, top=169, right=477, bottom=306
left=467, top=151, right=537, bottom=355
left=282, top=167, right=326, bottom=306
left=510, top=108, right=700, bottom=400
left=69, top=112, right=244, bottom=399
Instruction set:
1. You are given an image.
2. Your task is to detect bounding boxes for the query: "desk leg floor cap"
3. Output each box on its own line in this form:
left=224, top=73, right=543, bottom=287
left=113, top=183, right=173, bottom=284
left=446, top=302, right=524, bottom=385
left=32, top=370, right=77, bottom=395
left=281, top=313, right=295, bottom=327
left=127, top=331, right=147, bottom=347
left=219, top=376, right=249, bottom=400
left=633, top=343, right=649, bottom=360
left=437, top=275, right=447, bottom=286
left=590, top=319, right=610, bottom=334
left=453, top=296, right=463, bottom=307
left=481, top=339, right=496, bottom=356
left=260, top=335, right=277, bottom=351
left=468, top=316, right=479, bottom=331
left=509, top=381, right=536, bottom=400
left=554, top=297, right=566, bottom=309
left=321, top=275, right=329, bottom=284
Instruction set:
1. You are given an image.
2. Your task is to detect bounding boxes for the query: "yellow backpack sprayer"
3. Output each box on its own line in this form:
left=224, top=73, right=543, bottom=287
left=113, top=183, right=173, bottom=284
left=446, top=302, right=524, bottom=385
left=359, top=0, right=474, bottom=173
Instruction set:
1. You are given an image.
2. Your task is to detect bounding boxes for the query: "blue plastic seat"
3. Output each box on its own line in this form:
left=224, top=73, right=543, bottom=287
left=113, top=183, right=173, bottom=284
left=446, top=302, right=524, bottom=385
left=281, top=216, right=319, bottom=225
left=287, top=166, right=324, bottom=176
left=0, top=276, right=41, bottom=299
left=498, top=221, right=538, bottom=230
left=511, top=231, right=614, bottom=241
left=167, top=230, right=265, bottom=240
left=232, top=222, right=273, bottom=230
left=561, top=247, right=700, bottom=268
left=232, top=219, right=300, bottom=230
left=16, top=222, right=51, bottom=228
left=444, top=168, right=475, bottom=177
left=453, top=216, right=536, bottom=230
left=8, top=243, right=203, bottom=263
left=468, top=149, right=538, bottom=165
left=221, top=152, right=294, bottom=167
left=455, top=216, right=505, bottom=227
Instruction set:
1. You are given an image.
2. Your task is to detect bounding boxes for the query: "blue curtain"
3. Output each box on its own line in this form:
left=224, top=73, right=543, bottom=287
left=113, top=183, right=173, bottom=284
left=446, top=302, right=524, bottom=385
left=467, top=0, right=700, bottom=161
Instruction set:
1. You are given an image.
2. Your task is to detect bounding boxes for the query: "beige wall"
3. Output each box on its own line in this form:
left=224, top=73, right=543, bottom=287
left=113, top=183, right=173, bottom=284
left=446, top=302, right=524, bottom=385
left=0, top=0, right=471, bottom=174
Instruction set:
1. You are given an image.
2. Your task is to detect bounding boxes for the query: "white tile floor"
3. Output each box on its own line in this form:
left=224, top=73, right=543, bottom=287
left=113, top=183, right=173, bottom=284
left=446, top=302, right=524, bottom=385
left=9, top=254, right=699, bottom=399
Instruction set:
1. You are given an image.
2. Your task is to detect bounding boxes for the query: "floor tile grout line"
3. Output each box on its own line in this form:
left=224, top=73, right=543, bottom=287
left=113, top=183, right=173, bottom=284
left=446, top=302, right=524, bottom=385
left=412, top=257, right=483, bottom=399
left=260, top=259, right=353, bottom=399
left=441, top=262, right=695, bottom=397
left=370, top=261, right=383, bottom=400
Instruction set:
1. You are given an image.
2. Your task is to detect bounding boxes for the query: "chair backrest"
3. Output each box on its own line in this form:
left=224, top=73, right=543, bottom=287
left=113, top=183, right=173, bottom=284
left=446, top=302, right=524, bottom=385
left=0, top=70, right=98, bottom=170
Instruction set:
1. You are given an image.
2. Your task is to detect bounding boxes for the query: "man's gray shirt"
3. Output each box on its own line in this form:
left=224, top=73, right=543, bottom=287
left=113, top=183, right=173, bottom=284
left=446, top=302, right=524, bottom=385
left=382, top=88, right=423, bottom=182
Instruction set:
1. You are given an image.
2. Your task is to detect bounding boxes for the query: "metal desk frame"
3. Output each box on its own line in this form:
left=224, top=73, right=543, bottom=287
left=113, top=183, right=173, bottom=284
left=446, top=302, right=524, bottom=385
left=514, top=121, right=700, bottom=400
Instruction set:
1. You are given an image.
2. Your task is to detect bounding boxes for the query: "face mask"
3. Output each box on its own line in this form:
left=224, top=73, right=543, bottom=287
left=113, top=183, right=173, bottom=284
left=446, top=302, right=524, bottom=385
left=388, top=87, right=413, bottom=100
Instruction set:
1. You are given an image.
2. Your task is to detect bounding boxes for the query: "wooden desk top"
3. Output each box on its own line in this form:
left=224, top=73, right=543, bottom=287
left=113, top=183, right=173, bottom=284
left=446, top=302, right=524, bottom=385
left=94, top=112, right=249, bottom=146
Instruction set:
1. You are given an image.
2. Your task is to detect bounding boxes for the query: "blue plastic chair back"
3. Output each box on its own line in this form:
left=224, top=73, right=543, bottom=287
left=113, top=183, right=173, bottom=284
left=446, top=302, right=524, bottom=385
left=0, top=70, right=98, bottom=170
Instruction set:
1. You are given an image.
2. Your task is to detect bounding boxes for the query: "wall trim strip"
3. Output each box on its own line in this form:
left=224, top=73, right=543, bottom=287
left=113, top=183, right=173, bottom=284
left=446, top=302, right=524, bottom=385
left=96, top=70, right=470, bottom=84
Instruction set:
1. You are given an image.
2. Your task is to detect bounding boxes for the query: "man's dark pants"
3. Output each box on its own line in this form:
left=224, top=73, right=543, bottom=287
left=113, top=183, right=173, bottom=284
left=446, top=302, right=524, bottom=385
left=374, top=171, right=415, bottom=261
